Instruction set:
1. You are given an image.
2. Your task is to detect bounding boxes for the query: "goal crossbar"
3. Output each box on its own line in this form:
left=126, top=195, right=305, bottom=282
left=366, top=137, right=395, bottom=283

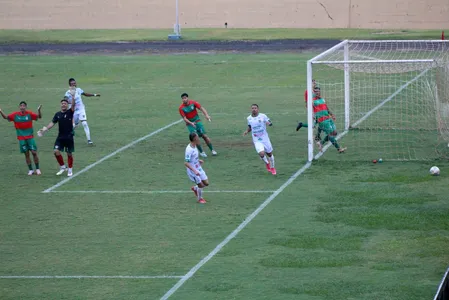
left=313, top=59, right=435, bottom=64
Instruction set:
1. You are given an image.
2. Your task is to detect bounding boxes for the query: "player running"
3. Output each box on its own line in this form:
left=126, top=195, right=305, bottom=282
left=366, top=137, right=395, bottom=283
left=185, top=132, right=209, bottom=204
left=38, top=98, right=76, bottom=177
left=64, top=78, right=100, bottom=145
left=243, top=104, right=276, bottom=175
left=0, top=102, right=42, bottom=175
left=312, top=87, right=346, bottom=153
left=179, top=93, right=217, bottom=158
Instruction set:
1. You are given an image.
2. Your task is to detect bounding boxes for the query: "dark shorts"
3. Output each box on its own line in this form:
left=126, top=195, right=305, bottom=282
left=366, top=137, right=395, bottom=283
left=54, top=136, right=75, bottom=153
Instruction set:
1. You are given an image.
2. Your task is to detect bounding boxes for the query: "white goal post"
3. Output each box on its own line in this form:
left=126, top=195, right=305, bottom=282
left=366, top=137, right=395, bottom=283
left=306, top=40, right=449, bottom=162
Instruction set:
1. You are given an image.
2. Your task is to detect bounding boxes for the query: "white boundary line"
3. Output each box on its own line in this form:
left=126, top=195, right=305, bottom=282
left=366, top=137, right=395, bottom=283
left=0, top=275, right=182, bottom=279
left=42, top=119, right=183, bottom=193
left=0, top=60, right=303, bottom=65
left=49, top=190, right=275, bottom=194
left=433, top=266, right=449, bottom=300
left=160, top=60, right=434, bottom=300
left=0, top=85, right=300, bottom=91
left=160, top=161, right=312, bottom=300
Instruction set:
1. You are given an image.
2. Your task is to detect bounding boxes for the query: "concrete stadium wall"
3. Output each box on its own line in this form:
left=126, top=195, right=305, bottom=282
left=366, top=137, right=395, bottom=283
left=0, top=0, right=448, bottom=30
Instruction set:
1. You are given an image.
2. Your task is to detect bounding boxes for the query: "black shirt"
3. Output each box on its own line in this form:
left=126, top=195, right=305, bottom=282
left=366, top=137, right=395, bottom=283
left=52, top=109, right=74, bottom=138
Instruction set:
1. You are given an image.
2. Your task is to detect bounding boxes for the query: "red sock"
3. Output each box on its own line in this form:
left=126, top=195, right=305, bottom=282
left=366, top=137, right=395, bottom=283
left=55, top=154, right=65, bottom=166
left=68, top=155, right=73, bottom=168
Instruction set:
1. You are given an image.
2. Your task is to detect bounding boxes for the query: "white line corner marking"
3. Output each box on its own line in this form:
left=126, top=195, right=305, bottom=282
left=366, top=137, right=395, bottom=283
left=42, top=119, right=183, bottom=193
left=160, top=161, right=312, bottom=300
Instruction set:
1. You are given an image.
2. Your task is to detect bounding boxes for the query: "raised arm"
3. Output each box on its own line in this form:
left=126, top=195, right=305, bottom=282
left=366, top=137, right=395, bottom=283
left=37, top=105, right=42, bottom=119
left=81, top=92, right=100, bottom=97
left=0, top=108, right=7, bottom=120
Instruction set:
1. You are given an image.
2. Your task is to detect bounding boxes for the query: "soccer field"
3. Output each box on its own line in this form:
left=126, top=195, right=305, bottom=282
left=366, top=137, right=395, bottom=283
left=1, top=53, right=449, bottom=300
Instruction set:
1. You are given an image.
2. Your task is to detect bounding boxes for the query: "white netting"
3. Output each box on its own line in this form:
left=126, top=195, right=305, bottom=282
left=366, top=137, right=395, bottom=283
left=308, top=40, right=449, bottom=161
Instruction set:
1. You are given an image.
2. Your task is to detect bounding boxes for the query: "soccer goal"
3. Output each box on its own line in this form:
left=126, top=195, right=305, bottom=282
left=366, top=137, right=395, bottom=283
left=306, top=40, right=449, bottom=162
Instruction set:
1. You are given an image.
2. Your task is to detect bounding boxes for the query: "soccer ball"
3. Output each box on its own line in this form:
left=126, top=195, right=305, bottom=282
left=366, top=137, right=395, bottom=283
left=429, top=166, right=440, bottom=176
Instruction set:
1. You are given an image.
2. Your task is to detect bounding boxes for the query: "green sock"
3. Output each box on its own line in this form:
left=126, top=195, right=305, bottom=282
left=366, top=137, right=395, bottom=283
left=35, top=163, right=40, bottom=169
left=302, top=123, right=309, bottom=128
left=197, top=144, right=204, bottom=153
left=27, top=164, right=33, bottom=170
left=207, top=143, right=214, bottom=151
left=329, top=136, right=340, bottom=149
left=316, top=127, right=322, bottom=140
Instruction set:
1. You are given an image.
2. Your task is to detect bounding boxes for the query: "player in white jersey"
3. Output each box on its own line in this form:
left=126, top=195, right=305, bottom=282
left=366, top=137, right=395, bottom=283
left=65, top=78, right=101, bottom=145
left=185, top=132, right=209, bottom=203
left=243, top=104, right=276, bottom=175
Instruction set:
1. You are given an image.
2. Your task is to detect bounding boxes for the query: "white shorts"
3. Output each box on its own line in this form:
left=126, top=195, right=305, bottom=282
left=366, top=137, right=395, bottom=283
left=253, top=139, right=273, bottom=154
left=74, top=110, right=87, bottom=125
left=187, top=168, right=208, bottom=184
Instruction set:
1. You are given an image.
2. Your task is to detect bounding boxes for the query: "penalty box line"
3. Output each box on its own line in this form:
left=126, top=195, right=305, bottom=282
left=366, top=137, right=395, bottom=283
left=42, top=119, right=183, bottom=194
left=48, top=190, right=276, bottom=194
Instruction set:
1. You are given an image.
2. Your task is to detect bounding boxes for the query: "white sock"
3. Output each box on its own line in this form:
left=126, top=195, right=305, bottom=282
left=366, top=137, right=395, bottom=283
left=269, top=155, right=275, bottom=168
left=260, top=155, right=269, bottom=164
left=82, top=121, right=91, bottom=140
left=197, top=187, right=203, bottom=200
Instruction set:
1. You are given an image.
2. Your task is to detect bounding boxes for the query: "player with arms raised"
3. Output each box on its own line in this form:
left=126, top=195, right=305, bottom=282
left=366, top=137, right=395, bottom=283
left=0, top=101, right=42, bottom=175
left=64, top=78, right=100, bottom=145
left=38, top=98, right=76, bottom=177
left=185, top=132, right=209, bottom=204
left=243, top=104, right=276, bottom=175
left=179, top=93, right=217, bottom=158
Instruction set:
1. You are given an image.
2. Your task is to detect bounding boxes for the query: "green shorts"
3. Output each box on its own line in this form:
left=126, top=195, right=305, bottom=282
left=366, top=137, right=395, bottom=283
left=187, top=121, right=206, bottom=137
left=318, top=120, right=337, bottom=135
left=19, top=138, right=37, bottom=153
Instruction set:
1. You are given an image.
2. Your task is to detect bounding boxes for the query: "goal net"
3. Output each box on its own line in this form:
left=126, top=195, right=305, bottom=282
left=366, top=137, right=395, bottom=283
left=307, top=40, right=449, bottom=162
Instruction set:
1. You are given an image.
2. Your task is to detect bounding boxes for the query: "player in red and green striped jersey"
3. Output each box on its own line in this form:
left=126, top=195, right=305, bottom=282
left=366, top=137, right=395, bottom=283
left=179, top=93, right=217, bottom=157
left=312, top=87, right=346, bottom=153
left=0, top=101, right=43, bottom=175
left=296, top=79, right=322, bottom=142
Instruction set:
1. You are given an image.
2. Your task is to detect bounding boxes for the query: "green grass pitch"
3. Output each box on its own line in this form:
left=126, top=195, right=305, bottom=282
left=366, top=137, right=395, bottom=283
left=0, top=53, right=448, bottom=299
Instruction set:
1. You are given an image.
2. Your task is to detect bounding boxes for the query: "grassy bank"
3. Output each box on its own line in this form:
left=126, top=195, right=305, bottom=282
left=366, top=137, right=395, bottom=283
left=0, top=28, right=445, bottom=43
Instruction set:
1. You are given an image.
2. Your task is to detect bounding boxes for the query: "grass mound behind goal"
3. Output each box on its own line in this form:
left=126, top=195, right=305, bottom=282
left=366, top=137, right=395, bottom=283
left=306, top=40, right=449, bottom=162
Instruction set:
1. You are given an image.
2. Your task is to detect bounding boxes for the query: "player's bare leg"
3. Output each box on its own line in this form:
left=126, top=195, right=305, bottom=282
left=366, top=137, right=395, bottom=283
left=267, top=152, right=276, bottom=175
left=202, top=134, right=217, bottom=156
left=54, top=149, right=66, bottom=175
left=24, top=151, right=34, bottom=175
left=315, top=137, right=323, bottom=152
left=197, top=180, right=209, bottom=203
left=258, top=150, right=271, bottom=172
left=31, top=150, right=41, bottom=175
